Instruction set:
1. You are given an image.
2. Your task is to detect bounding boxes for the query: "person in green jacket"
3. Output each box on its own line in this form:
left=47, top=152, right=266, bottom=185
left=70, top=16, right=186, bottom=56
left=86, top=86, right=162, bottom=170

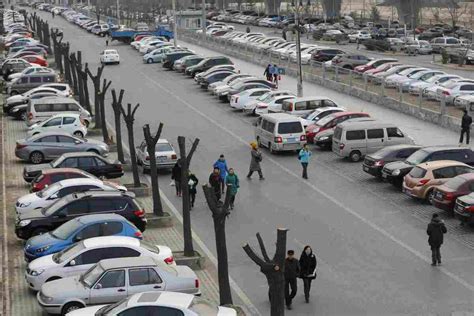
left=225, top=168, right=240, bottom=210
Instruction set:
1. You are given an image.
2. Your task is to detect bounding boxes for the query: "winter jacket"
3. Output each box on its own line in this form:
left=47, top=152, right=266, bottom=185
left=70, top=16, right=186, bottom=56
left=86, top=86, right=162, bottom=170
left=213, top=159, right=228, bottom=181
left=171, top=162, right=182, bottom=182
left=209, top=173, right=221, bottom=194
left=427, top=218, right=447, bottom=247
left=249, top=149, right=262, bottom=172
left=298, top=149, right=312, bottom=163
left=299, top=251, right=317, bottom=279
left=188, top=174, right=198, bottom=194
left=461, top=113, right=472, bottom=129
left=284, top=258, right=300, bottom=280
left=226, top=173, right=239, bottom=196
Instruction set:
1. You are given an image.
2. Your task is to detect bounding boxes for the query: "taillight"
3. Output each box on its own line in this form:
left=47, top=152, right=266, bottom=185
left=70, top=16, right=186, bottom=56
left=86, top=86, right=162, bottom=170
left=339, top=143, right=345, bottom=150
left=16, top=143, right=27, bottom=149
left=134, top=209, right=145, bottom=217
left=145, top=155, right=150, bottom=161
left=467, top=205, right=474, bottom=213
left=80, top=118, right=86, bottom=126
left=442, top=91, right=450, bottom=96
left=416, top=179, right=430, bottom=186
left=274, top=136, right=282, bottom=143
left=195, top=279, right=200, bottom=288
left=444, top=192, right=454, bottom=200
left=32, top=182, right=41, bottom=191
left=171, top=154, right=177, bottom=159
left=374, top=160, right=384, bottom=167
left=134, top=231, right=143, bottom=238
left=300, top=135, right=306, bottom=141
left=164, top=256, right=174, bottom=264
left=117, top=164, right=123, bottom=171
left=288, top=103, right=293, bottom=111
left=27, top=112, right=33, bottom=121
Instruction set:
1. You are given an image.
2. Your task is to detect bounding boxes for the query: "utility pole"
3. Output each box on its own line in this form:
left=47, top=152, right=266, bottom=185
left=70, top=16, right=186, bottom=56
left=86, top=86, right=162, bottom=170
left=172, top=0, right=178, bottom=47
left=410, top=0, right=415, bottom=40
left=116, top=0, right=120, bottom=25
left=295, top=3, right=303, bottom=97
left=202, top=0, right=206, bottom=35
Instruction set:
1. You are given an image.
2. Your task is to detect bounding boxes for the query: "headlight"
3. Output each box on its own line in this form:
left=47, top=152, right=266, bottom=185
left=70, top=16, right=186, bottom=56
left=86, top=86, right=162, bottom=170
left=18, top=202, right=31, bottom=208
left=36, top=245, right=51, bottom=253
left=18, top=220, right=31, bottom=227
left=392, top=169, right=400, bottom=176
left=30, top=269, right=45, bottom=276
left=319, top=136, right=329, bottom=141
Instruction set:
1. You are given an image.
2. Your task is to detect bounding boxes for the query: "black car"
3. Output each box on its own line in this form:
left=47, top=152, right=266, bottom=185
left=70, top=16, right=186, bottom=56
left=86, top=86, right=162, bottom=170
left=382, top=146, right=474, bottom=188
left=23, top=152, right=123, bottom=182
left=363, top=145, right=422, bottom=178
left=199, top=70, right=235, bottom=88
left=185, top=56, right=233, bottom=77
left=162, top=51, right=195, bottom=69
left=311, top=48, right=346, bottom=62
left=15, top=191, right=146, bottom=240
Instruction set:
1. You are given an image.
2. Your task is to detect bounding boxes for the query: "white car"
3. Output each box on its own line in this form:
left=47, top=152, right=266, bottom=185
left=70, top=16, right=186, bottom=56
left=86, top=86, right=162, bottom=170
left=454, top=94, right=474, bottom=108
left=209, top=74, right=251, bottom=94
left=100, top=49, right=120, bottom=65
left=5, top=86, right=70, bottom=109
left=348, top=30, right=371, bottom=43
left=384, top=67, right=428, bottom=88
left=7, top=65, right=51, bottom=81
left=27, top=113, right=88, bottom=138
left=300, top=107, right=345, bottom=127
left=243, top=90, right=295, bottom=114
left=26, top=236, right=175, bottom=291
left=66, top=291, right=237, bottom=316
left=136, top=139, right=178, bottom=171
left=15, top=178, right=126, bottom=214
left=254, top=95, right=296, bottom=116
left=409, top=74, right=460, bottom=96
left=229, top=88, right=270, bottom=110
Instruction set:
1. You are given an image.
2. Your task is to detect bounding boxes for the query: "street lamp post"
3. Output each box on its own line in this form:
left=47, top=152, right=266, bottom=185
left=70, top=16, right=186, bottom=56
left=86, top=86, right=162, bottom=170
left=202, top=0, right=206, bottom=35
left=116, top=0, right=120, bottom=26
left=172, top=0, right=178, bottom=47
left=295, top=3, right=303, bottom=97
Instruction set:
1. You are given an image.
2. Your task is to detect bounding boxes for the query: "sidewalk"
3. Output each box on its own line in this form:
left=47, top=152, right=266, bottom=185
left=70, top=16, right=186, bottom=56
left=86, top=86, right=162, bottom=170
left=0, top=110, right=244, bottom=315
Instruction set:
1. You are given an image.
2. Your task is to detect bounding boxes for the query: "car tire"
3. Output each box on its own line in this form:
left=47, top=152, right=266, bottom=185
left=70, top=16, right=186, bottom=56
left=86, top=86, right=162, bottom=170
left=147, top=58, right=153, bottom=64
left=32, top=227, right=48, bottom=237
left=20, top=111, right=27, bottom=121
left=62, top=302, right=84, bottom=315
left=29, top=151, right=44, bottom=164
left=269, top=142, right=276, bottom=154
left=426, top=189, right=435, bottom=205
left=349, top=150, right=362, bottom=162
left=73, top=131, right=84, bottom=138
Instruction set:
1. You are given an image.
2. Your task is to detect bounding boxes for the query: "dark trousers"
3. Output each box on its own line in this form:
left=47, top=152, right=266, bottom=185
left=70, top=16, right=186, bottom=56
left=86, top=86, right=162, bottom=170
left=229, top=194, right=236, bottom=208
left=303, top=278, right=312, bottom=300
left=285, top=278, right=297, bottom=306
left=459, top=128, right=470, bottom=144
left=247, top=170, right=263, bottom=179
left=175, top=181, right=182, bottom=195
left=190, top=193, right=196, bottom=207
left=431, top=246, right=441, bottom=264
left=214, top=189, right=221, bottom=201
left=301, top=162, right=308, bottom=179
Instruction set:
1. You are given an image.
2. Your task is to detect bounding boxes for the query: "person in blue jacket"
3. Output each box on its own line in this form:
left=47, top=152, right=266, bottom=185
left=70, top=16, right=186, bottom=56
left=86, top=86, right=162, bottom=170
left=213, top=154, right=229, bottom=194
left=298, top=144, right=312, bottom=179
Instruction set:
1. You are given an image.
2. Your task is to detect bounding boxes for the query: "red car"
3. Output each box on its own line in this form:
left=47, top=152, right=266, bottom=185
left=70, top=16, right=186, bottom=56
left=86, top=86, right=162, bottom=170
left=305, top=112, right=370, bottom=143
left=30, top=168, right=96, bottom=192
left=22, top=55, right=48, bottom=67
left=432, top=173, right=474, bottom=213
left=354, top=58, right=398, bottom=73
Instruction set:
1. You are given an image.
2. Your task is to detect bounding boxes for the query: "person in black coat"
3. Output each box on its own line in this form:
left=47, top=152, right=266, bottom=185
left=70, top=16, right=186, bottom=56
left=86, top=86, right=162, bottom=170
left=187, top=170, right=198, bottom=208
left=459, top=109, right=472, bottom=145
left=284, top=250, right=300, bottom=310
left=299, top=245, right=317, bottom=303
left=171, top=160, right=182, bottom=197
left=208, top=167, right=222, bottom=201
left=427, top=213, right=447, bottom=266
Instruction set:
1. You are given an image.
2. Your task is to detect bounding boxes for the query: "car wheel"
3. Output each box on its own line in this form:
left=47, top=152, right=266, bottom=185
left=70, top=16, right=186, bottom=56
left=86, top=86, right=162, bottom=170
left=30, top=151, right=44, bottom=164
left=269, top=142, right=276, bottom=154
left=87, top=149, right=100, bottom=155
left=20, top=111, right=27, bottom=121
left=32, top=227, right=48, bottom=236
left=62, top=302, right=84, bottom=315
left=73, top=131, right=84, bottom=138
left=426, top=190, right=435, bottom=205
left=147, top=58, right=153, bottom=64
left=349, top=150, right=361, bottom=162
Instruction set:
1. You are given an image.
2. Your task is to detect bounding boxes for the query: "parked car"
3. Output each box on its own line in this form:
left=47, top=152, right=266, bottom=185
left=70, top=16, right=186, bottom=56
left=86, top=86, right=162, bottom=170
left=27, top=113, right=88, bottom=138
left=22, top=152, right=123, bottom=182
left=384, top=67, right=428, bottom=88
left=136, top=139, right=178, bottom=172
left=433, top=173, right=474, bottom=213
left=454, top=94, right=474, bottom=108
left=243, top=90, right=296, bottom=114
left=4, top=86, right=69, bottom=113
left=229, top=88, right=270, bottom=110
left=330, top=53, right=371, bottom=70
left=362, top=145, right=422, bottom=178
left=15, top=190, right=146, bottom=240
left=255, top=95, right=296, bottom=115
left=435, top=81, right=474, bottom=104
left=354, top=58, right=398, bottom=73
left=409, top=74, right=459, bottom=96
left=430, top=37, right=461, bottom=53
left=382, top=146, right=474, bottom=188
left=37, top=257, right=200, bottom=315
left=454, top=193, right=474, bottom=225
left=311, top=48, right=346, bottom=62
left=29, top=168, right=96, bottom=192
left=15, top=132, right=109, bottom=164
left=404, top=40, right=433, bottom=54
left=99, top=49, right=120, bottom=65
left=22, top=54, right=48, bottom=67
left=7, top=71, right=58, bottom=95
left=402, top=160, right=472, bottom=204
left=23, top=214, right=143, bottom=263
left=185, top=56, right=233, bottom=77
left=66, top=291, right=237, bottom=316
left=173, top=55, right=204, bottom=72
left=26, top=235, right=176, bottom=291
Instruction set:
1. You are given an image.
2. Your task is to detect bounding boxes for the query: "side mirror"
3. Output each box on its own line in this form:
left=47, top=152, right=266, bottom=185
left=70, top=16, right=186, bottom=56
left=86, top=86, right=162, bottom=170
left=69, top=259, right=76, bottom=266
left=74, top=140, right=81, bottom=145
left=94, top=283, right=102, bottom=290
left=74, top=235, right=82, bottom=242
left=49, top=193, right=58, bottom=200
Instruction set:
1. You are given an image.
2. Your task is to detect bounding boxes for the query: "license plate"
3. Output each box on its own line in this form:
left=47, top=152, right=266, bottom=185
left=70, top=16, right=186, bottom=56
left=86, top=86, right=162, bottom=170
left=435, top=192, right=443, bottom=199
left=157, top=156, right=167, bottom=162
left=363, top=166, right=369, bottom=172
left=285, top=137, right=297, bottom=143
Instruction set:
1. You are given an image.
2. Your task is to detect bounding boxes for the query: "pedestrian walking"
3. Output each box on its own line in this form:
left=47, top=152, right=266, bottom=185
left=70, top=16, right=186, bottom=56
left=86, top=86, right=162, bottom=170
left=52, top=11, right=55, bottom=19
left=427, top=213, right=447, bottom=266
left=298, top=144, right=312, bottom=179
left=171, top=160, right=182, bottom=197
left=459, top=109, right=472, bottom=146
left=356, top=38, right=360, bottom=50
left=247, top=142, right=264, bottom=180
left=282, top=28, right=287, bottom=41
left=284, top=250, right=300, bottom=310
left=187, top=170, right=199, bottom=208
left=272, top=64, right=279, bottom=87
left=213, top=154, right=228, bottom=194
left=246, top=26, right=251, bottom=33
left=225, top=168, right=239, bottom=209
left=264, top=64, right=272, bottom=82
left=209, top=167, right=222, bottom=201
left=299, top=246, right=317, bottom=303
left=105, top=38, right=109, bottom=46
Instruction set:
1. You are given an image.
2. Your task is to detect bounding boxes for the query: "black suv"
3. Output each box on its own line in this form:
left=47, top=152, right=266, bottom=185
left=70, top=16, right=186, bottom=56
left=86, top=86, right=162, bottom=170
left=363, top=145, right=422, bottom=178
left=162, top=51, right=195, bottom=69
left=23, top=152, right=123, bottom=182
left=15, top=191, right=146, bottom=239
left=311, top=49, right=346, bottom=62
left=185, top=56, right=233, bottom=77
left=382, top=146, right=474, bottom=188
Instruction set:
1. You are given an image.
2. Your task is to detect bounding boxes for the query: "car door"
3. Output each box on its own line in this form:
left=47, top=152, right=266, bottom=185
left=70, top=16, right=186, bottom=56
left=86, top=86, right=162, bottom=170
left=94, top=157, right=111, bottom=178
left=41, top=116, right=62, bottom=133
left=89, top=269, right=127, bottom=304
left=62, top=245, right=104, bottom=278
left=35, top=135, right=61, bottom=159
left=62, top=116, right=80, bottom=134
left=432, top=167, right=458, bottom=186
left=366, top=128, right=385, bottom=154
left=78, top=157, right=97, bottom=174
left=53, top=200, right=89, bottom=229
left=57, top=135, right=82, bottom=155
left=127, top=267, right=165, bottom=295
left=88, top=198, right=116, bottom=215
left=386, top=127, right=407, bottom=146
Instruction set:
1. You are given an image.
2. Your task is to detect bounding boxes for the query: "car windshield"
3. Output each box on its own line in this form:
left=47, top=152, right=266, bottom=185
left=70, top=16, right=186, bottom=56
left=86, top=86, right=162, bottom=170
left=53, top=242, right=84, bottom=263
left=189, top=297, right=219, bottom=315
left=42, top=197, right=70, bottom=216
left=406, top=150, right=429, bottom=165
left=316, top=113, right=338, bottom=126
left=81, top=263, right=105, bottom=288
left=156, top=143, right=173, bottom=152
left=50, top=218, right=83, bottom=240
left=36, top=181, right=62, bottom=198
left=140, top=240, right=160, bottom=254
left=445, top=176, right=468, bottom=190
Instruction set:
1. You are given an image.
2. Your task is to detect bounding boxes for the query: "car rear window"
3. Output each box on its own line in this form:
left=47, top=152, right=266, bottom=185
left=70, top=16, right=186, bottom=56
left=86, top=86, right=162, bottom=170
left=409, top=166, right=427, bottom=178
left=278, top=122, right=303, bottom=134
left=156, top=143, right=173, bottom=152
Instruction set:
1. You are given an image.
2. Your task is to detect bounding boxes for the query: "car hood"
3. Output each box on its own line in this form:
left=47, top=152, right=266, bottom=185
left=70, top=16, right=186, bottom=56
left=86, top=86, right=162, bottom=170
left=28, top=251, right=59, bottom=271
left=25, top=231, right=62, bottom=251
left=24, top=163, right=51, bottom=175
left=66, top=305, right=105, bottom=316
left=16, top=192, right=44, bottom=211
left=18, top=208, right=47, bottom=221
left=6, top=94, right=26, bottom=104
left=8, top=72, right=22, bottom=80
left=384, top=160, right=412, bottom=171
left=458, top=192, right=474, bottom=204
left=41, top=275, right=88, bottom=299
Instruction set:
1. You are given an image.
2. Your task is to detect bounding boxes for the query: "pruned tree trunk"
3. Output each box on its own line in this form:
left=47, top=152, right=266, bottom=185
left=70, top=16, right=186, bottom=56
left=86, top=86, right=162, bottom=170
left=243, top=228, right=288, bottom=316
left=111, top=89, right=125, bottom=163
left=99, top=78, right=112, bottom=143
left=86, top=64, right=105, bottom=128
left=202, top=185, right=233, bottom=305
left=120, top=103, right=141, bottom=187
left=69, top=52, right=79, bottom=96
left=82, top=63, right=91, bottom=113
left=178, top=136, right=200, bottom=257
left=143, top=123, right=165, bottom=216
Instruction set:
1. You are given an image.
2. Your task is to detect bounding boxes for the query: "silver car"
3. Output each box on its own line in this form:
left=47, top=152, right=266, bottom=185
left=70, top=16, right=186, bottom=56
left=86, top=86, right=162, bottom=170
left=37, top=256, right=200, bottom=315
left=15, top=132, right=109, bottom=164
left=136, top=139, right=178, bottom=172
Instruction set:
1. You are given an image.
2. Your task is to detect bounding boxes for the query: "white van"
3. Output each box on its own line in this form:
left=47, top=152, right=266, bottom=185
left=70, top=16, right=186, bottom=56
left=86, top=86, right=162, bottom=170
left=26, top=96, right=91, bottom=127
left=332, top=121, right=414, bottom=162
left=255, top=113, right=306, bottom=153
left=277, top=96, right=339, bottom=117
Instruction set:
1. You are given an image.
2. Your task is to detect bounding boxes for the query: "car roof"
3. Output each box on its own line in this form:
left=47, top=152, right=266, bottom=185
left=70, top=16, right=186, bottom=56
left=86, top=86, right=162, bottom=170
left=69, top=190, right=134, bottom=200
left=99, top=256, right=158, bottom=270
left=77, top=213, right=126, bottom=225
left=157, top=139, right=171, bottom=144
left=53, top=177, right=103, bottom=187
left=332, top=111, right=369, bottom=117
left=60, top=151, right=99, bottom=158
left=83, top=236, right=140, bottom=248
left=28, top=131, right=76, bottom=139
left=420, top=146, right=472, bottom=153
left=126, top=291, right=194, bottom=309
left=416, top=160, right=470, bottom=169
left=261, top=113, right=303, bottom=122
left=289, top=96, right=332, bottom=102
left=41, top=167, right=90, bottom=175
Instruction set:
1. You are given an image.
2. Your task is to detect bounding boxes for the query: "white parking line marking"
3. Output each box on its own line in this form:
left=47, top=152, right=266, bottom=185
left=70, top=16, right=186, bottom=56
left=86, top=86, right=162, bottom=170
left=1, top=113, right=11, bottom=315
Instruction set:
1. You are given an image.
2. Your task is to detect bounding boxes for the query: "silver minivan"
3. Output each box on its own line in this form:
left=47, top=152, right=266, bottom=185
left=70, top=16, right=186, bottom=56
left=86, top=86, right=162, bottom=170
left=278, top=96, right=339, bottom=117
left=27, top=96, right=91, bottom=126
left=332, top=121, right=414, bottom=162
left=255, top=113, right=306, bottom=153
left=7, top=72, right=58, bottom=96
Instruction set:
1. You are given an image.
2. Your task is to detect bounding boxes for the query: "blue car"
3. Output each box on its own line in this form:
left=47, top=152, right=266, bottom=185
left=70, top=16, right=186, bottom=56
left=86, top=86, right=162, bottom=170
left=24, top=213, right=143, bottom=262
